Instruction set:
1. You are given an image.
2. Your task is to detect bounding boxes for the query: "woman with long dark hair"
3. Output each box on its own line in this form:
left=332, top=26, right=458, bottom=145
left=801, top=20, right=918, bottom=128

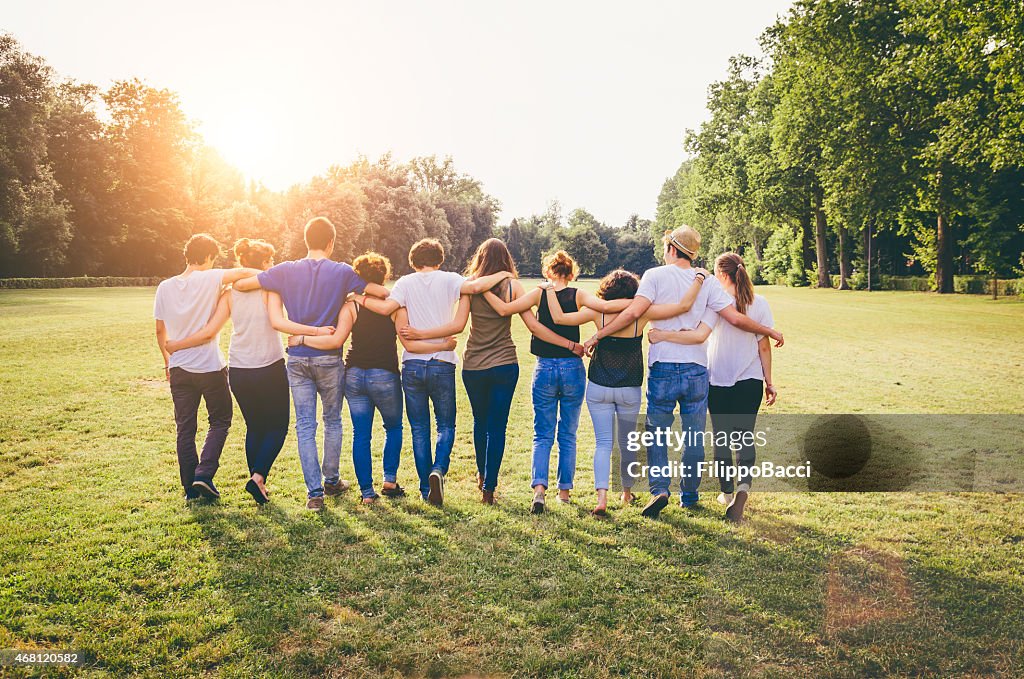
left=543, top=268, right=705, bottom=515
left=651, top=252, right=777, bottom=522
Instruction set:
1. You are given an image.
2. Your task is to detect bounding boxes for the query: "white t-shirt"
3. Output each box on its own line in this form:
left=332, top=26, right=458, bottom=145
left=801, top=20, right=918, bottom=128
left=635, top=265, right=733, bottom=367
left=228, top=288, right=286, bottom=369
left=154, top=268, right=227, bottom=373
left=707, top=293, right=773, bottom=387
left=389, top=270, right=465, bottom=364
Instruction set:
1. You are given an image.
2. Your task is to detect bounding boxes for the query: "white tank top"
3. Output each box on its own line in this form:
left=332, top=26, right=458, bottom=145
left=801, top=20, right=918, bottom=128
left=229, top=289, right=286, bottom=369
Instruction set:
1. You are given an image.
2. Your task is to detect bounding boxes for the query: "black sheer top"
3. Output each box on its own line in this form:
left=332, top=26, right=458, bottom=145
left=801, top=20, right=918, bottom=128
left=587, top=315, right=644, bottom=387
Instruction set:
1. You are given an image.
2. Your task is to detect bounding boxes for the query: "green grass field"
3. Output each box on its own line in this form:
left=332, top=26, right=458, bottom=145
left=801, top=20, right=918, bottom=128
left=1, top=284, right=1023, bottom=677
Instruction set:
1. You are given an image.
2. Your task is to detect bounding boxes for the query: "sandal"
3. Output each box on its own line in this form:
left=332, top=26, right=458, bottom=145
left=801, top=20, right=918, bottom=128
left=380, top=484, right=406, bottom=498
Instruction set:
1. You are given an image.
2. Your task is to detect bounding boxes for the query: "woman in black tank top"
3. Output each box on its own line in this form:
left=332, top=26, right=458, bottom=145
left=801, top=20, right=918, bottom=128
left=288, top=253, right=455, bottom=504
left=540, top=268, right=707, bottom=515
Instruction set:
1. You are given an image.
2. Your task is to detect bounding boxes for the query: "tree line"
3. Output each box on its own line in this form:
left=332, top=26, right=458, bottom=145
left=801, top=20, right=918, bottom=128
left=655, top=0, right=1024, bottom=292
left=0, top=33, right=663, bottom=280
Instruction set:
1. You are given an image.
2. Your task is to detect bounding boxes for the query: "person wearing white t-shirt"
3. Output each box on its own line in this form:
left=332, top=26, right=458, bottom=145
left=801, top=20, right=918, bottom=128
left=153, top=234, right=262, bottom=501
left=582, top=225, right=784, bottom=520
left=650, top=252, right=777, bottom=524
left=353, top=238, right=515, bottom=506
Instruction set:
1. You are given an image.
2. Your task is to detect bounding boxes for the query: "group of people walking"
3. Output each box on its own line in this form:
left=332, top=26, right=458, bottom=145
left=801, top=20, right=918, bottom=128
left=154, top=217, right=782, bottom=522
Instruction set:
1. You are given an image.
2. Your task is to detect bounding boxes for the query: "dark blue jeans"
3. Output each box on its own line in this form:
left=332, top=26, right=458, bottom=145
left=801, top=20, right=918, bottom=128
left=402, top=359, right=456, bottom=499
left=345, top=367, right=403, bottom=499
left=463, top=363, right=520, bottom=492
left=531, top=357, right=586, bottom=490
left=229, top=359, right=289, bottom=479
left=645, top=361, right=709, bottom=505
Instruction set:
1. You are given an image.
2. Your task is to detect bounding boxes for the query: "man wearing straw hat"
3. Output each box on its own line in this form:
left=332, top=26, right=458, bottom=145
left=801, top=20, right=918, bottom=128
left=582, top=225, right=784, bottom=519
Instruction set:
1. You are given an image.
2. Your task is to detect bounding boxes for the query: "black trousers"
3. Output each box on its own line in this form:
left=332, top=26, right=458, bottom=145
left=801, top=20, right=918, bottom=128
left=169, top=367, right=233, bottom=489
left=708, top=378, right=763, bottom=493
left=229, top=359, right=290, bottom=478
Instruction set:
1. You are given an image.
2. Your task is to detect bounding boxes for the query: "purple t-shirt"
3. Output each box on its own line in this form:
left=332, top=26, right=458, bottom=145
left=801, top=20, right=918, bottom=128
left=257, top=258, right=367, bottom=357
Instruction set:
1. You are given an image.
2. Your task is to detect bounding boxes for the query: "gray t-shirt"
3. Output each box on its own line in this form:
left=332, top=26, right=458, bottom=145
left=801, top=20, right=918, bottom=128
left=154, top=269, right=227, bottom=373
left=389, top=270, right=465, bottom=364
left=635, top=264, right=733, bottom=368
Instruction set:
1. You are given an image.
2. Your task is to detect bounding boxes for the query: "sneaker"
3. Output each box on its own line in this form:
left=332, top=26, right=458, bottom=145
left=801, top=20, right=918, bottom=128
left=184, top=486, right=202, bottom=501
left=191, top=478, right=220, bottom=499
left=306, top=497, right=325, bottom=511
left=717, top=492, right=734, bottom=507
left=324, top=479, right=350, bottom=496
left=427, top=471, right=444, bottom=506
left=245, top=479, right=268, bottom=505
left=641, top=494, right=669, bottom=519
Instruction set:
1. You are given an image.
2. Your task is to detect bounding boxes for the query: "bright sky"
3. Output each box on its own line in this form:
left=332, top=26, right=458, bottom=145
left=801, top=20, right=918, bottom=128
left=7, top=0, right=792, bottom=226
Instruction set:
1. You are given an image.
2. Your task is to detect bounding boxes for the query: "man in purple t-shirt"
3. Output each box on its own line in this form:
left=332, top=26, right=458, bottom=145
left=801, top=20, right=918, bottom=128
left=236, top=217, right=389, bottom=510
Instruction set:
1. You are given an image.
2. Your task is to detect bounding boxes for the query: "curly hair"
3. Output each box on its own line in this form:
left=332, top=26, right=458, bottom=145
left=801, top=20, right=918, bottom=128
left=596, top=269, right=640, bottom=300
left=353, top=251, right=392, bottom=285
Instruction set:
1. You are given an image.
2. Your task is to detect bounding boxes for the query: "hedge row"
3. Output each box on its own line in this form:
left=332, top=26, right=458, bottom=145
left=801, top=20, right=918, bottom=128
left=824, top=274, right=1024, bottom=295
left=0, top=276, right=163, bottom=289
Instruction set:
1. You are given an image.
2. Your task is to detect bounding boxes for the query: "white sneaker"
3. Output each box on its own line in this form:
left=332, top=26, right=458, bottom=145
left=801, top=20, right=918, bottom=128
left=717, top=492, right=734, bottom=506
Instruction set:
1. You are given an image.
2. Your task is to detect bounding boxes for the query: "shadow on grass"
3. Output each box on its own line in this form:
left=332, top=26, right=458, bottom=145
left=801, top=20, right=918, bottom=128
left=188, top=490, right=1022, bottom=677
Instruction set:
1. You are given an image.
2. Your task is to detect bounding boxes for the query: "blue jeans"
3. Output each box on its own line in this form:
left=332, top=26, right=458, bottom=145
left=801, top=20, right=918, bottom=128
left=345, top=367, right=403, bottom=499
left=463, top=363, right=520, bottom=492
left=402, top=359, right=456, bottom=499
left=645, top=361, right=709, bottom=505
left=287, top=355, right=344, bottom=498
left=585, top=381, right=642, bottom=491
left=531, top=357, right=586, bottom=490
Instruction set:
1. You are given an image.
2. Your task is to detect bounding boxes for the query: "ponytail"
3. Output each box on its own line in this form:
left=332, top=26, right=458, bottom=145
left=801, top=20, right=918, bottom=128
left=715, top=252, right=754, bottom=314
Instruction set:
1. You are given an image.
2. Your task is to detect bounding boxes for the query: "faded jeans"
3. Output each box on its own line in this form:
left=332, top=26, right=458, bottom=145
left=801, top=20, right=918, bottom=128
left=346, top=367, right=403, bottom=499
left=287, top=354, right=344, bottom=498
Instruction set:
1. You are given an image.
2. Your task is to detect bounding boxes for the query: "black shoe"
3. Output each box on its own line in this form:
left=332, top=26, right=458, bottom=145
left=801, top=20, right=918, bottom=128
left=192, top=478, right=220, bottom=499
left=531, top=495, right=545, bottom=514
left=184, top=486, right=202, bottom=501
left=641, top=494, right=669, bottom=519
left=380, top=484, right=406, bottom=498
left=245, top=479, right=268, bottom=505
left=427, top=471, right=444, bottom=506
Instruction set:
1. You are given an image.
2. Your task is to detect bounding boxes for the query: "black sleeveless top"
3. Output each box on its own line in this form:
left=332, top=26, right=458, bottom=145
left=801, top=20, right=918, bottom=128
left=531, top=287, right=580, bottom=358
left=588, top=315, right=644, bottom=388
left=345, top=305, right=399, bottom=374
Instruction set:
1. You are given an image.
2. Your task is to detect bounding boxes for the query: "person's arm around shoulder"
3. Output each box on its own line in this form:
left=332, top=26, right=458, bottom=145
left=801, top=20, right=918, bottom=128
left=583, top=294, right=652, bottom=353
left=705, top=278, right=784, bottom=346
left=166, top=292, right=231, bottom=354
left=220, top=267, right=263, bottom=287
left=483, top=284, right=541, bottom=317
left=646, top=268, right=707, bottom=320
left=545, top=286, right=599, bottom=326
left=575, top=288, right=630, bottom=314
left=461, top=270, right=513, bottom=295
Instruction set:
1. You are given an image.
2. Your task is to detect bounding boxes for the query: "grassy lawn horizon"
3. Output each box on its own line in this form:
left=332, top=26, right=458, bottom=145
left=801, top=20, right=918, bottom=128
left=1, top=284, right=1023, bottom=676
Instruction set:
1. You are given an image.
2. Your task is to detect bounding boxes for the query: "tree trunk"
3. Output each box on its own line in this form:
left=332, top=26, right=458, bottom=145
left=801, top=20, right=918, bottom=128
left=813, top=187, right=832, bottom=288
left=863, top=218, right=874, bottom=291
left=800, top=211, right=814, bottom=273
left=993, top=273, right=998, bottom=300
left=935, top=211, right=954, bottom=293
left=838, top=226, right=852, bottom=290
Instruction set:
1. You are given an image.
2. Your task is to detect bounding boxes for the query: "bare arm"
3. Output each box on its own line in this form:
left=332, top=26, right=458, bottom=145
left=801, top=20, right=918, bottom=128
left=155, top=320, right=171, bottom=381
left=483, top=285, right=541, bottom=317
left=583, top=295, right=652, bottom=352
left=718, top=305, right=784, bottom=346
left=221, top=268, right=263, bottom=286
left=399, top=295, right=471, bottom=340
left=645, top=274, right=705, bottom=320
left=166, top=293, right=231, bottom=354
left=545, top=287, right=600, bottom=326
left=363, top=282, right=390, bottom=299
left=292, top=303, right=356, bottom=351
left=759, top=336, right=777, bottom=405
left=575, top=288, right=631, bottom=313
left=460, top=270, right=513, bottom=295
left=519, top=309, right=585, bottom=356
left=647, top=322, right=713, bottom=346
left=267, top=291, right=334, bottom=337
left=351, top=292, right=401, bottom=317
left=394, top=308, right=458, bottom=353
